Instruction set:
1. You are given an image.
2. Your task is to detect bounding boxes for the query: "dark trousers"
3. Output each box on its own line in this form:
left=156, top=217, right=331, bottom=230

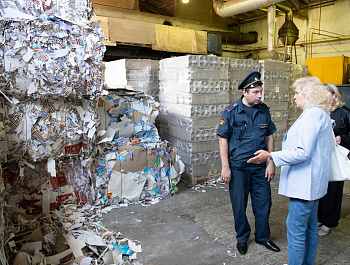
left=318, top=181, right=344, bottom=227
left=229, top=166, right=271, bottom=243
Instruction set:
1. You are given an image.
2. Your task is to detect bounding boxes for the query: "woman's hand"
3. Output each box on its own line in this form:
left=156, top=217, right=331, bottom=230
left=335, top=135, right=341, bottom=145
left=247, top=150, right=269, bottom=164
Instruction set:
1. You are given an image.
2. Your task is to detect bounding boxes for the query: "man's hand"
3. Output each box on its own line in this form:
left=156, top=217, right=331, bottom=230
left=265, top=160, right=275, bottom=182
left=220, top=166, right=231, bottom=184
left=247, top=150, right=269, bottom=164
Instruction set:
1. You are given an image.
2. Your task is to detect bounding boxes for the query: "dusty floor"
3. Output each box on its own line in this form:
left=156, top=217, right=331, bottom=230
left=102, top=177, right=350, bottom=265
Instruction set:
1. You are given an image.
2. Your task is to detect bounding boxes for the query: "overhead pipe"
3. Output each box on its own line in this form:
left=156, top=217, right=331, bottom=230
left=213, top=0, right=299, bottom=61
left=267, top=5, right=284, bottom=61
left=288, top=0, right=301, bottom=10
left=221, top=31, right=258, bottom=45
left=213, top=0, right=285, bottom=18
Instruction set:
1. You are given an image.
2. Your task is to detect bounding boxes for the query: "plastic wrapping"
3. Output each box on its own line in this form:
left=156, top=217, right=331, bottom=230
left=158, top=123, right=219, bottom=142
left=160, top=80, right=229, bottom=94
left=177, top=149, right=220, bottom=166
left=157, top=114, right=220, bottom=130
left=184, top=162, right=221, bottom=179
left=103, top=59, right=159, bottom=100
left=160, top=54, right=229, bottom=69
left=159, top=92, right=229, bottom=105
left=159, top=68, right=229, bottom=81
left=159, top=103, right=226, bottom=118
left=159, top=55, right=229, bottom=180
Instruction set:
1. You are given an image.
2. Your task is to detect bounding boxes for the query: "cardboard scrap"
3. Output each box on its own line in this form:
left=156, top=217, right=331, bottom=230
left=154, top=24, right=207, bottom=54
left=4, top=203, right=143, bottom=264
left=94, top=90, right=184, bottom=205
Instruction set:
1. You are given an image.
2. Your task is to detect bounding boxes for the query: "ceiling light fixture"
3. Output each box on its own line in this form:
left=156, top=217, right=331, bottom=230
left=182, top=0, right=189, bottom=3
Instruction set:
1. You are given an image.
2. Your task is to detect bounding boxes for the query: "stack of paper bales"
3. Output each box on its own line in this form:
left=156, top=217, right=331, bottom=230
left=0, top=1, right=154, bottom=264
left=259, top=61, right=307, bottom=155
left=229, top=59, right=260, bottom=102
left=158, top=55, right=230, bottom=183
left=0, top=6, right=105, bottom=162
left=288, top=63, right=308, bottom=127
left=259, top=60, right=290, bottom=151
left=95, top=89, right=184, bottom=204
left=103, top=59, right=160, bottom=100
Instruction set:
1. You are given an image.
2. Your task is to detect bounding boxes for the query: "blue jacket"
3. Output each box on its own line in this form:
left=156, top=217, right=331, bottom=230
left=272, top=107, right=333, bottom=201
left=217, top=97, right=277, bottom=169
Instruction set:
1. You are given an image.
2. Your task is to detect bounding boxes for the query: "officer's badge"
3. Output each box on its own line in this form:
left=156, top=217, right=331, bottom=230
left=219, top=118, right=226, bottom=127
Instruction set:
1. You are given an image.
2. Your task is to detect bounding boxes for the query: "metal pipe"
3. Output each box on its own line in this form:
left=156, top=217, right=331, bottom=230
left=221, top=31, right=258, bottom=44
left=288, top=0, right=301, bottom=10
left=222, top=36, right=350, bottom=53
left=213, top=0, right=285, bottom=18
left=275, top=3, right=292, bottom=20
left=267, top=5, right=284, bottom=61
left=308, top=27, right=345, bottom=58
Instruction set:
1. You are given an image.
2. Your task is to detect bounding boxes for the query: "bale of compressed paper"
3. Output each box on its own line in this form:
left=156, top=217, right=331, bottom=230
left=0, top=18, right=105, bottom=99
left=4, top=97, right=100, bottom=161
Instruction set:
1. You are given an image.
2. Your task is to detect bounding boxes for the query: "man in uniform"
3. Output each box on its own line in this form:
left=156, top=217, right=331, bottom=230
left=217, top=71, right=280, bottom=255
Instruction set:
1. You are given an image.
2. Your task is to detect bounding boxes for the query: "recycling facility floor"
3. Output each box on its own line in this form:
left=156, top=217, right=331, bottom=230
left=101, top=176, right=350, bottom=265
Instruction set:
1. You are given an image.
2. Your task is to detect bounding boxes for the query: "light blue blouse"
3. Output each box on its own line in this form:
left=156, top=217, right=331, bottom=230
left=272, top=107, right=333, bottom=201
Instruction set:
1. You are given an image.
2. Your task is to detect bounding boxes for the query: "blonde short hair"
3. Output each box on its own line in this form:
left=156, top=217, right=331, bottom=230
left=292, top=76, right=330, bottom=113
left=324, top=83, right=344, bottom=112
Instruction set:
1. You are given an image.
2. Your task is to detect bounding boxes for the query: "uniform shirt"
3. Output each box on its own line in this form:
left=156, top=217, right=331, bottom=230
left=217, top=97, right=277, bottom=169
left=272, top=107, right=333, bottom=201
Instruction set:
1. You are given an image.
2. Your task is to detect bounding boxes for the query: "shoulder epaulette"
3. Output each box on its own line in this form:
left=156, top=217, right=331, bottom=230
left=226, top=103, right=238, bottom=113
left=260, top=102, right=270, bottom=109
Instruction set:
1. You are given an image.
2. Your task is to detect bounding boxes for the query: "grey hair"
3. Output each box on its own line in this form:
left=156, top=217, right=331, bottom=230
left=292, top=76, right=330, bottom=113
left=324, top=83, right=344, bottom=112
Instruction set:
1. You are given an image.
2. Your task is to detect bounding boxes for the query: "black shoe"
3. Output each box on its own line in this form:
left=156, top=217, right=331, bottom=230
left=236, top=242, right=248, bottom=255
left=255, top=240, right=280, bottom=252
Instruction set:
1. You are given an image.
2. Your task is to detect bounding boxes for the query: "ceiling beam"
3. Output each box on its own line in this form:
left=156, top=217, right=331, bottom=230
left=157, top=1, right=173, bottom=10
left=142, top=4, right=162, bottom=15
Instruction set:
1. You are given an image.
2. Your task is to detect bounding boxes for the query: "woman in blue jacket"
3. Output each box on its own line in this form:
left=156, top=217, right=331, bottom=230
left=247, top=76, right=333, bottom=265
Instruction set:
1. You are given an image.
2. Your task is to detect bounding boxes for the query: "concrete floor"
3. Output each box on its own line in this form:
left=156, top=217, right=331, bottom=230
left=102, top=176, right=350, bottom=265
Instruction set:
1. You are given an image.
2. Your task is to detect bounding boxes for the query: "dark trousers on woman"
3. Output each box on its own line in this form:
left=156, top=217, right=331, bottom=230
left=318, top=181, right=344, bottom=227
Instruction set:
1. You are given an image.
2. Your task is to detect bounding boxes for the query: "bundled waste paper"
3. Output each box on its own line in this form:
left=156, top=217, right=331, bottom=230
left=95, top=89, right=184, bottom=205
left=1, top=89, right=184, bottom=264
left=0, top=0, right=93, bottom=21
left=2, top=98, right=99, bottom=161
left=0, top=19, right=104, bottom=98
left=0, top=1, right=185, bottom=264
